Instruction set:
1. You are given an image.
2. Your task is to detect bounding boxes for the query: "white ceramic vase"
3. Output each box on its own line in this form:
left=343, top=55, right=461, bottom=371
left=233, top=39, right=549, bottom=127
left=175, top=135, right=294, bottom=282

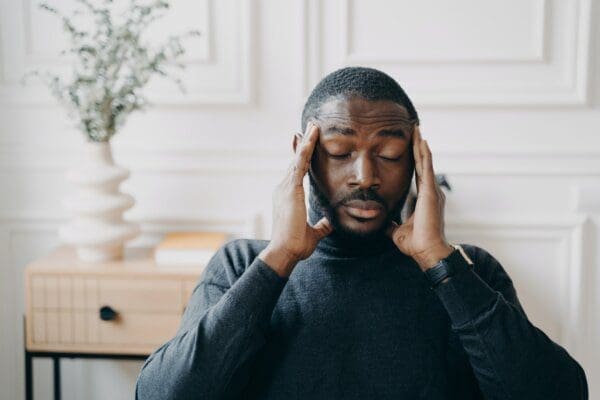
left=59, top=140, right=140, bottom=262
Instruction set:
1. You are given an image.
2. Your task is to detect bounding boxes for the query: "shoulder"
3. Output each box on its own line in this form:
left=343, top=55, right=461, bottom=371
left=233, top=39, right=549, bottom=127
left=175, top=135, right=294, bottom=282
left=200, top=238, right=270, bottom=286
left=457, top=242, right=526, bottom=312
left=457, top=243, right=514, bottom=288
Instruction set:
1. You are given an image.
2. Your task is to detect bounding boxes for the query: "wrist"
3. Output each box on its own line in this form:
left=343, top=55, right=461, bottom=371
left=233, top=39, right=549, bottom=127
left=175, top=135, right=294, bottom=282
left=414, top=242, right=454, bottom=272
left=258, top=246, right=299, bottom=278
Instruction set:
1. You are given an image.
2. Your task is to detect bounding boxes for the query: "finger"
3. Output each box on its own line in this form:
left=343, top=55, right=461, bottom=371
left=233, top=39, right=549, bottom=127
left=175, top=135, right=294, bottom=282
left=413, top=126, right=423, bottom=193
left=384, top=221, right=399, bottom=239
left=385, top=214, right=414, bottom=238
left=290, top=122, right=314, bottom=166
left=294, top=122, right=313, bottom=148
left=292, top=124, right=319, bottom=186
left=311, top=216, right=333, bottom=240
left=386, top=214, right=414, bottom=244
left=283, top=124, right=312, bottom=184
left=420, top=138, right=437, bottom=191
left=282, top=158, right=297, bottom=186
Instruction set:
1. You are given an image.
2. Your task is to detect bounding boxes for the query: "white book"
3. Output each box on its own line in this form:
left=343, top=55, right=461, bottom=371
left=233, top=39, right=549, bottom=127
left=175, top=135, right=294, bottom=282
left=154, top=248, right=216, bottom=266
left=154, top=232, right=228, bottom=267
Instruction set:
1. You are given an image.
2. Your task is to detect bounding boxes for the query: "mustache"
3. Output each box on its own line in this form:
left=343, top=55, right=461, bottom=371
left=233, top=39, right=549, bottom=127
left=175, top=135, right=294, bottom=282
left=335, top=189, right=387, bottom=210
left=307, top=170, right=388, bottom=212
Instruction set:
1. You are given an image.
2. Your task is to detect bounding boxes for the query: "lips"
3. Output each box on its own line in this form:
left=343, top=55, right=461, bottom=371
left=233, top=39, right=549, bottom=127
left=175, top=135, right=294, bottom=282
left=343, top=200, right=383, bottom=219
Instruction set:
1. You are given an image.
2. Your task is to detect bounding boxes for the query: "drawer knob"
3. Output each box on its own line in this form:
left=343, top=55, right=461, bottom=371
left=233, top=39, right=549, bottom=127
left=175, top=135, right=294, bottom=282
left=99, top=305, right=118, bottom=321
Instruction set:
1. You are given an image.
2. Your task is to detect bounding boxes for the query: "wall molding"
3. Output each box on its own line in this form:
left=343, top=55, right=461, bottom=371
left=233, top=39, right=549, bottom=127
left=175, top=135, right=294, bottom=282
left=341, top=0, right=548, bottom=65
left=446, top=216, right=591, bottom=358
left=573, top=181, right=600, bottom=213
left=0, top=0, right=253, bottom=105
left=303, top=0, right=593, bottom=106
left=1, top=145, right=600, bottom=176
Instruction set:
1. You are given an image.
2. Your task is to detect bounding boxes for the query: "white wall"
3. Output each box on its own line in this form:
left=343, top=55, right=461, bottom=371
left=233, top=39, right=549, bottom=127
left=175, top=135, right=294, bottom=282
left=1, top=0, right=599, bottom=399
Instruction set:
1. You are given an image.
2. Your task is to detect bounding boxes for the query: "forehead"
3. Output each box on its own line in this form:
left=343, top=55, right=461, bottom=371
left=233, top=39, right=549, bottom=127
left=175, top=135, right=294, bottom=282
left=316, top=96, right=413, bottom=127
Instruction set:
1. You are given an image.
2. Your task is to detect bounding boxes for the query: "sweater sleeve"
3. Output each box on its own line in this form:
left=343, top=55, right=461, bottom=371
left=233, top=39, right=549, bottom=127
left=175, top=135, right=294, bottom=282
left=135, top=239, right=288, bottom=400
left=433, top=244, right=588, bottom=400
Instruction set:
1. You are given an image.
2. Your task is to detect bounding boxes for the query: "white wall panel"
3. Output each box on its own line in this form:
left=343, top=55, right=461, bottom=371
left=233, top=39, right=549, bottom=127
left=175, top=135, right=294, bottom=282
left=0, top=0, right=253, bottom=104
left=447, top=218, right=589, bottom=353
left=345, top=0, right=546, bottom=63
left=304, top=0, right=593, bottom=105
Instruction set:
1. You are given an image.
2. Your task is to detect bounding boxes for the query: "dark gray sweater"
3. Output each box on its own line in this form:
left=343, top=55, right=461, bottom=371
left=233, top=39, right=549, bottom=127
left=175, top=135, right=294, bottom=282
left=135, top=214, right=588, bottom=399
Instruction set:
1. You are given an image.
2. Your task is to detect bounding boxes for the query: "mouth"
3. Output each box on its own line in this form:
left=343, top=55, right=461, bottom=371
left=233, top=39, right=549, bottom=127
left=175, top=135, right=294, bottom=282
left=343, top=200, right=384, bottom=220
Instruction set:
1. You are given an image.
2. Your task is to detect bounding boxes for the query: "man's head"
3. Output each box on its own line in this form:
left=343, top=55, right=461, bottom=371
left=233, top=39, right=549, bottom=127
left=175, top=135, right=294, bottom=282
left=295, top=66, right=419, bottom=242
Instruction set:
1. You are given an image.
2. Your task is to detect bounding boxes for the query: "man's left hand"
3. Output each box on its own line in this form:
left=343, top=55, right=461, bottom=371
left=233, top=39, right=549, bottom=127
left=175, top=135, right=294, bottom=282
left=385, top=125, right=454, bottom=272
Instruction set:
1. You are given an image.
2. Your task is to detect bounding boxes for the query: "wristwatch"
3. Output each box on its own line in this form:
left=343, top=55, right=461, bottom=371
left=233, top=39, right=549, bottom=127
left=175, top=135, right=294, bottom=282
left=424, top=244, right=474, bottom=288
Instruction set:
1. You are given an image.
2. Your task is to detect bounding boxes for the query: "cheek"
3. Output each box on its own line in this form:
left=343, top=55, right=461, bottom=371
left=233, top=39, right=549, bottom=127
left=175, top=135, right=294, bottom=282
left=380, top=159, right=414, bottom=200
left=311, top=156, right=355, bottom=205
left=318, top=163, right=345, bottom=198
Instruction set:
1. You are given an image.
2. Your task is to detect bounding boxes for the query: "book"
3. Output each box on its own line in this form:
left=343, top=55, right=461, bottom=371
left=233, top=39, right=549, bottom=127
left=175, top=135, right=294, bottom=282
left=154, top=231, right=229, bottom=267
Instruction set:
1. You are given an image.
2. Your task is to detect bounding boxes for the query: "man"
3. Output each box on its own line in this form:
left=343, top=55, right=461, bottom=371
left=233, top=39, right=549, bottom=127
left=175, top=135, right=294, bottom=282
left=135, top=67, right=588, bottom=399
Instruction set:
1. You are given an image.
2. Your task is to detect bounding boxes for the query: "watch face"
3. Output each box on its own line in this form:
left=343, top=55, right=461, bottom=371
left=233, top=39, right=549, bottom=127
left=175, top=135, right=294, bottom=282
left=426, top=259, right=452, bottom=287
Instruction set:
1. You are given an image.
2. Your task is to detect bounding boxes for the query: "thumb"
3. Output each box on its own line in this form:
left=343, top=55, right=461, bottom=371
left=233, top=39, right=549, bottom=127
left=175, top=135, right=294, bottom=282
left=310, top=217, right=334, bottom=240
left=385, top=221, right=399, bottom=239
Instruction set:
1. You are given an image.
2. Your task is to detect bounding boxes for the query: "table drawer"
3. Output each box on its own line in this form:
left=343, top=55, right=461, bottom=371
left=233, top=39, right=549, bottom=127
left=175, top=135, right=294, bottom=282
left=99, top=313, right=182, bottom=345
left=98, top=278, right=183, bottom=312
left=26, top=274, right=196, bottom=353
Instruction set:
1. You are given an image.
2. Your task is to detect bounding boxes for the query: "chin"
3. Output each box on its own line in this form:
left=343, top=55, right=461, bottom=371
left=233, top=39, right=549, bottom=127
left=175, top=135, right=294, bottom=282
left=335, top=211, right=387, bottom=240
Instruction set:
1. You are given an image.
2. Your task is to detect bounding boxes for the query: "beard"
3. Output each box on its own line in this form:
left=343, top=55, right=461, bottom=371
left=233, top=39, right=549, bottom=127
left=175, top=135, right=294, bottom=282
left=307, top=171, right=410, bottom=243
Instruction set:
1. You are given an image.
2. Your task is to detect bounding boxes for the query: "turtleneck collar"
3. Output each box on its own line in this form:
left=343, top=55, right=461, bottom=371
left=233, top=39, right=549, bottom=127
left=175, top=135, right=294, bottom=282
left=307, top=192, right=399, bottom=258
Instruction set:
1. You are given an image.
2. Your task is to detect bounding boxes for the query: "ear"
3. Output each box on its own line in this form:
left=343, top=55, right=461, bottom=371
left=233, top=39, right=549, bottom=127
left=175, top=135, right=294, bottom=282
left=292, top=132, right=302, bottom=154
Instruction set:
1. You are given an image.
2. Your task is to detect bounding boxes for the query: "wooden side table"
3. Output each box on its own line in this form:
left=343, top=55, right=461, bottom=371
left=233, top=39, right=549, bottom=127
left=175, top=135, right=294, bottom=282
left=23, top=246, right=205, bottom=400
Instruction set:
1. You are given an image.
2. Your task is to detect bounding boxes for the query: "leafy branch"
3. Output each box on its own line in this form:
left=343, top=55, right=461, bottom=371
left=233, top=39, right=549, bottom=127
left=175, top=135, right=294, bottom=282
left=22, top=0, right=201, bottom=142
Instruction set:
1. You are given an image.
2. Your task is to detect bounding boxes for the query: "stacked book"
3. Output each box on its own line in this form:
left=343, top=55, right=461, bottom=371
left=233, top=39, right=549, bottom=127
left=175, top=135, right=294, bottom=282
left=154, top=231, right=229, bottom=267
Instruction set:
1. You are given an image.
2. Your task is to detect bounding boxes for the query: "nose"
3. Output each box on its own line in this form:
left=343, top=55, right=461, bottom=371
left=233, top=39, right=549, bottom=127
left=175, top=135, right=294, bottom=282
left=348, top=152, right=381, bottom=190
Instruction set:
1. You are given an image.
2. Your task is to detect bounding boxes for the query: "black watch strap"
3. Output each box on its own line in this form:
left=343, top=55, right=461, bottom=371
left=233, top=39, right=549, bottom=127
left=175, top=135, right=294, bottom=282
left=424, top=246, right=473, bottom=288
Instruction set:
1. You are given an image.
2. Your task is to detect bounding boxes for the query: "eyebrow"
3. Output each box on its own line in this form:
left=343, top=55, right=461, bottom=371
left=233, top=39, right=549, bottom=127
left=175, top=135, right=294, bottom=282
left=322, top=125, right=407, bottom=139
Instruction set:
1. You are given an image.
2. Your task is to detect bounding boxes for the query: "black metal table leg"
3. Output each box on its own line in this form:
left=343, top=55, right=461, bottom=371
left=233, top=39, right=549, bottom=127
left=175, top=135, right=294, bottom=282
left=25, top=349, right=32, bottom=400
left=53, top=357, right=61, bottom=400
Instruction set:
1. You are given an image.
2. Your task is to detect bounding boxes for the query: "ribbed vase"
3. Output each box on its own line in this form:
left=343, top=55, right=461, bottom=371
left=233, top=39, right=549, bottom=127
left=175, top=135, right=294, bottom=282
left=58, top=140, right=140, bottom=262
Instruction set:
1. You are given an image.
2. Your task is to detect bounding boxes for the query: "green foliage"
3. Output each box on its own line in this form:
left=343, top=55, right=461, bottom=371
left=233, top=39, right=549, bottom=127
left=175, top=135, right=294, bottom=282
left=22, top=0, right=201, bottom=142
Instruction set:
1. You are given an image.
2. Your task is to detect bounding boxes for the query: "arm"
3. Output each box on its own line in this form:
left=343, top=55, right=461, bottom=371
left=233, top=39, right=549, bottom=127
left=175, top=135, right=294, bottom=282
left=135, top=122, right=332, bottom=399
left=385, top=125, right=588, bottom=399
left=433, top=244, right=588, bottom=400
left=135, top=239, right=289, bottom=400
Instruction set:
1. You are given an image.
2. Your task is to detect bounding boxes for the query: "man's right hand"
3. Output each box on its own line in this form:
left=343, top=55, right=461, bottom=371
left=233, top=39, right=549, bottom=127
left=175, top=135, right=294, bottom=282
left=259, top=122, right=334, bottom=277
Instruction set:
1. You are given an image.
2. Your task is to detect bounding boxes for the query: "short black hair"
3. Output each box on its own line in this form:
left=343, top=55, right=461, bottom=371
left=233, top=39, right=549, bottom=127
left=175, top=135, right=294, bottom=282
left=301, top=66, right=419, bottom=132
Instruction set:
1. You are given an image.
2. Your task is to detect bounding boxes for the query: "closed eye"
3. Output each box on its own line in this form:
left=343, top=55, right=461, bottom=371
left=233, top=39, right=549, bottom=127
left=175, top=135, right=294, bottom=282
left=379, top=155, right=402, bottom=162
left=328, top=153, right=351, bottom=160
left=327, top=153, right=402, bottom=161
